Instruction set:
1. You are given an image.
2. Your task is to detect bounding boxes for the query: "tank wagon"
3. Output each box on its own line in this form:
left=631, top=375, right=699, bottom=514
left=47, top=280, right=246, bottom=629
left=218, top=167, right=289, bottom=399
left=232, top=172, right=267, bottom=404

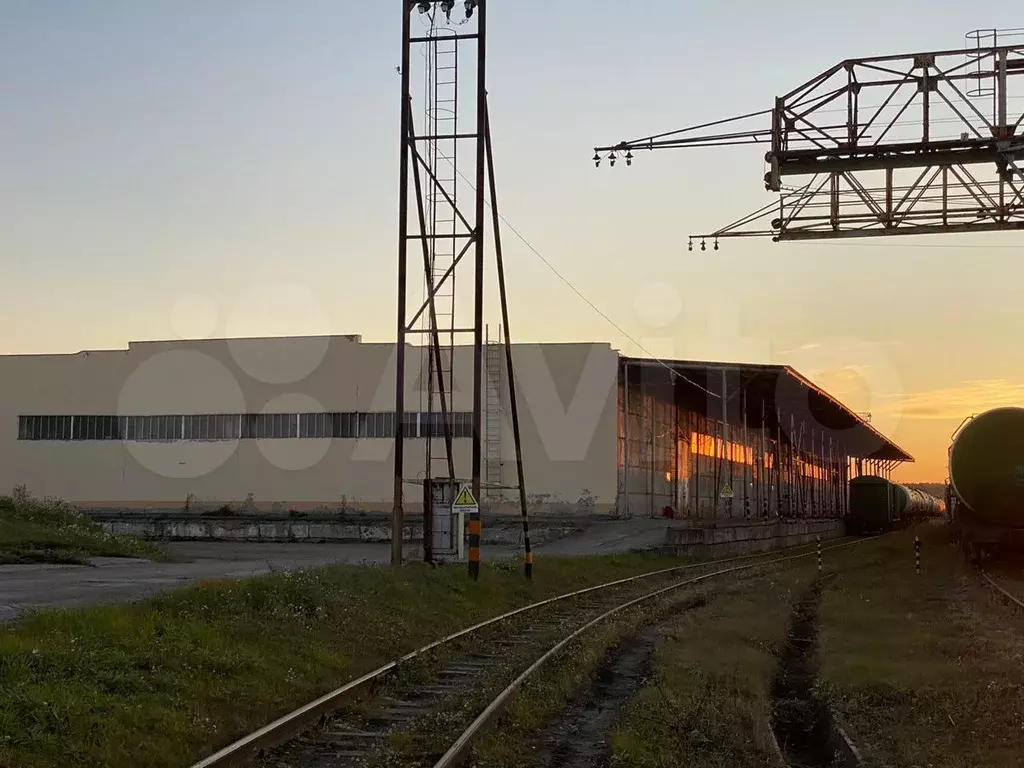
left=947, top=406, right=1024, bottom=564
left=847, top=475, right=944, bottom=535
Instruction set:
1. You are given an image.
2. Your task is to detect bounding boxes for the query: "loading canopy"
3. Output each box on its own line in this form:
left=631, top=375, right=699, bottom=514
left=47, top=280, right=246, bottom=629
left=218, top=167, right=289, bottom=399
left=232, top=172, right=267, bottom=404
left=620, top=356, right=912, bottom=463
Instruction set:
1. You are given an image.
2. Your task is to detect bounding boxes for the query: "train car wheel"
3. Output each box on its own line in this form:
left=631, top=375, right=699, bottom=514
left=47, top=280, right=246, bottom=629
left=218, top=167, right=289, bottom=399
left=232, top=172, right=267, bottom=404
left=967, top=541, right=983, bottom=567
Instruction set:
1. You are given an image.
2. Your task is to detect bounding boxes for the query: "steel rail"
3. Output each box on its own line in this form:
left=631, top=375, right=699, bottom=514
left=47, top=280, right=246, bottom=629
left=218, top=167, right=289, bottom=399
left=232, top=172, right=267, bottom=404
left=981, top=570, right=1024, bottom=611
left=432, top=536, right=877, bottom=768
left=189, top=537, right=864, bottom=768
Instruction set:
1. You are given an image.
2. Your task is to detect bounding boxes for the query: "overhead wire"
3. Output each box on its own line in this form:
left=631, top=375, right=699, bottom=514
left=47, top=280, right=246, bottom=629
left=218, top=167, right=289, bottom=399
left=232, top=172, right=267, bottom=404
left=437, top=154, right=722, bottom=399
left=425, top=66, right=1023, bottom=372
left=438, top=150, right=1013, bottom=368
left=603, top=93, right=1024, bottom=153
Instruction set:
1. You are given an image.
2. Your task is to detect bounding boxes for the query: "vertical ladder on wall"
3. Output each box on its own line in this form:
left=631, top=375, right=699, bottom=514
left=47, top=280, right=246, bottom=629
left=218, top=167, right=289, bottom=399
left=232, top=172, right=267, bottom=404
left=484, top=325, right=503, bottom=495
left=424, top=30, right=459, bottom=476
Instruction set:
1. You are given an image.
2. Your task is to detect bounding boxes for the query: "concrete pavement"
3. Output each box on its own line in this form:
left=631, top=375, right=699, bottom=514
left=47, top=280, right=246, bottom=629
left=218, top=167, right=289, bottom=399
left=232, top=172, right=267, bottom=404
left=531, top=517, right=670, bottom=556
left=0, top=542, right=398, bottom=622
left=0, top=519, right=670, bottom=623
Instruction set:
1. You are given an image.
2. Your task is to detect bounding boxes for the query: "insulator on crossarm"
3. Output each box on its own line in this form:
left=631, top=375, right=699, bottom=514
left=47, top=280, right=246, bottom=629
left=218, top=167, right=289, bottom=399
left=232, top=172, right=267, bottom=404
left=700, top=239, right=707, bottom=252
left=593, top=152, right=601, bottom=168
left=609, top=152, right=617, bottom=167
left=625, top=150, right=633, bottom=166
left=714, top=238, right=719, bottom=251
left=688, top=238, right=693, bottom=252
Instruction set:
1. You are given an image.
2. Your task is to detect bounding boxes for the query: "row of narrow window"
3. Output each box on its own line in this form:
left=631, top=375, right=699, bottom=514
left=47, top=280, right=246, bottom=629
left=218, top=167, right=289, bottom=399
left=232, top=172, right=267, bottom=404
left=17, top=413, right=475, bottom=442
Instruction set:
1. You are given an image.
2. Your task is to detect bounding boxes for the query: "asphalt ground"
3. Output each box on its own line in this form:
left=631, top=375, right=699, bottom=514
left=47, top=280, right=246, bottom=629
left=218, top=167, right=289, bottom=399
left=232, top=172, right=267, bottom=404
left=0, top=519, right=670, bottom=622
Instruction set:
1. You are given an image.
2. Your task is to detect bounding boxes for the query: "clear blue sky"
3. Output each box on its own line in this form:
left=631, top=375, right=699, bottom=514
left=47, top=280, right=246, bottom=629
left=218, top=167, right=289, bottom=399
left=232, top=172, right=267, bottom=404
left=1, top=1, right=1022, bottom=478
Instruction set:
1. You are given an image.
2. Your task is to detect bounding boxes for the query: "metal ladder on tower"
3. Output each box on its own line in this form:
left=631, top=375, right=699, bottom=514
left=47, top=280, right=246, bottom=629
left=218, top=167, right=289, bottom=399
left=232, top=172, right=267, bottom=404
left=484, top=326, right=503, bottom=496
left=424, top=29, right=459, bottom=479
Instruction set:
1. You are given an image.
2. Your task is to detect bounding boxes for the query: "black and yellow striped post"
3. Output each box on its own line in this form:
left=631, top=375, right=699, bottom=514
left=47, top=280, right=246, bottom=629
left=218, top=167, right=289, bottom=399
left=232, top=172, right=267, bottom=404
left=915, top=535, right=921, bottom=575
left=816, top=535, right=822, bottom=573
left=454, top=484, right=481, bottom=580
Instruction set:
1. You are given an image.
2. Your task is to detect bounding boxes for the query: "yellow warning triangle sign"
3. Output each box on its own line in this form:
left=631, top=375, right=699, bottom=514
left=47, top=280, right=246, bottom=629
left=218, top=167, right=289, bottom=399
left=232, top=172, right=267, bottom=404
left=453, top=486, right=478, bottom=507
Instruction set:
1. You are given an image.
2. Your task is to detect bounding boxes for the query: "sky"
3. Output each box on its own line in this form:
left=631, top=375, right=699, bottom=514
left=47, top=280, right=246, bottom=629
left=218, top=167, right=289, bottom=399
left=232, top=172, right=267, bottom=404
left=2, top=0, right=1022, bottom=482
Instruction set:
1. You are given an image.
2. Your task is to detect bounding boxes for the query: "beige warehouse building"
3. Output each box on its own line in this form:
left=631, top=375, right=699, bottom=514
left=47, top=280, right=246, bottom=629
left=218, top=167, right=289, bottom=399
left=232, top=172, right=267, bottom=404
left=2, top=333, right=911, bottom=518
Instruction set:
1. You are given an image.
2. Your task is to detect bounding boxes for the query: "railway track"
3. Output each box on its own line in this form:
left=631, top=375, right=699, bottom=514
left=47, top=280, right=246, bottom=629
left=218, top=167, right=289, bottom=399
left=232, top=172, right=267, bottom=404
left=980, top=568, right=1024, bottom=611
left=191, top=537, right=871, bottom=768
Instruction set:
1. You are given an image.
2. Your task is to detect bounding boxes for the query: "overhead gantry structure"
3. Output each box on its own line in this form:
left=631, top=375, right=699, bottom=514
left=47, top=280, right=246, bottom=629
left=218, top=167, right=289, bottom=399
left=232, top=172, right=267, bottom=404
left=594, top=29, right=1024, bottom=245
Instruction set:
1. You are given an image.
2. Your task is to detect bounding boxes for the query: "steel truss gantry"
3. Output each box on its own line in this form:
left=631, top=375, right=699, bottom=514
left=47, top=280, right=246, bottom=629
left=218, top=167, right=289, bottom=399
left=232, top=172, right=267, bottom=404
left=393, top=0, right=530, bottom=578
left=595, top=30, right=1024, bottom=243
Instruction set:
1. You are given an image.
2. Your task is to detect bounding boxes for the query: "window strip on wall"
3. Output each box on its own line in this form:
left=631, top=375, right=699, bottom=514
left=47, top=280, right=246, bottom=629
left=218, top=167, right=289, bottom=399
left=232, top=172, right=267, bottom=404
left=16, top=412, right=475, bottom=442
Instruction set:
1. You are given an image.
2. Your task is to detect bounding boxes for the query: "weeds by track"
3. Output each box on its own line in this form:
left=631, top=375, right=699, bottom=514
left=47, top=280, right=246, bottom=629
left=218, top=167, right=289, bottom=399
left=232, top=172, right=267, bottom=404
left=815, top=526, right=1024, bottom=767
left=430, top=540, right=872, bottom=768
left=191, top=538, right=871, bottom=768
left=254, top=585, right=660, bottom=768
left=527, top=608, right=693, bottom=768
left=980, top=568, right=1024, bottom=612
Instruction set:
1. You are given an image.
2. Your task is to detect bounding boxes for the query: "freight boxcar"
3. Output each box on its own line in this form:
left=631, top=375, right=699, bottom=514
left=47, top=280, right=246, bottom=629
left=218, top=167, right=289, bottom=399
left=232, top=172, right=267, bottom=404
left=848, top=475, right=944, bottom=534
left=947, top=406, right=1024, bottom=564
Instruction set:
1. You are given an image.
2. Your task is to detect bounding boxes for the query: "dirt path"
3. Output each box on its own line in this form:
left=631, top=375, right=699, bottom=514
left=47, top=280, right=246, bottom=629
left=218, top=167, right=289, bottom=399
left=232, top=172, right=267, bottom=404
left=528, top=601, right=702, bottom=768
left=770, top=572, right=860, bottom=768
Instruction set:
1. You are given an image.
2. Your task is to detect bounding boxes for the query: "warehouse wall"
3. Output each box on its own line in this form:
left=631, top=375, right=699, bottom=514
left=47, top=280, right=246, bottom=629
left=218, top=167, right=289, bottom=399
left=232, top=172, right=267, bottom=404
left=0, top=336, right=619, bottom=513
left=616, top=364, right=847, bottom=521
left=618, top=368, right=679, bottom=518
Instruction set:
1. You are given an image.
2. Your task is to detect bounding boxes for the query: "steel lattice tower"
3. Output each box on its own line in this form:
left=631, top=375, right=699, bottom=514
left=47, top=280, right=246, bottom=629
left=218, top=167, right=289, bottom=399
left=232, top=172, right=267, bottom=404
left=392, top=0, right=532, bottom=579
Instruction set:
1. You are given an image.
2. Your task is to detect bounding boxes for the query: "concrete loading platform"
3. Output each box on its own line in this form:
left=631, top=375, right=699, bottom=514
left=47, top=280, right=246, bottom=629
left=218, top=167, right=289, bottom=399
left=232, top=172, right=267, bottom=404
left=663, top=517, right=844, bottom=558
left=92, top=510, right=583, bottom=548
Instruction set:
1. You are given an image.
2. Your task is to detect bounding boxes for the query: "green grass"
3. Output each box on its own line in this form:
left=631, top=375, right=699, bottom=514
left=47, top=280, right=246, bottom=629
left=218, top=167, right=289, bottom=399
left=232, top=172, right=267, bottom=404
left=362, top=548, right=832, bottom=767
left=371, top=588, right=709, bottom=767
left=818, top=524, right=1024, bottom=768
left=607, top=530, right=1024, bottom=768
left=0, top=550, right=693, bottom=768
left=462, top=587, right=717, bottom=768
left=609, top=562, right=814, bottom=768
left=0, top=488, right=164, bottom=565
left=384, top=562, right=824, bottom=767
left=366, top=546, right=842, bottom=768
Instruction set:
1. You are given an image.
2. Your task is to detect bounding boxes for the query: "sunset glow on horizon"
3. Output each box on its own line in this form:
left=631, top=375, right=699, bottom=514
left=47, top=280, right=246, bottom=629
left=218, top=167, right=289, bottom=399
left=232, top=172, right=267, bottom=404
left=2, top=1, right=1021, bottom=486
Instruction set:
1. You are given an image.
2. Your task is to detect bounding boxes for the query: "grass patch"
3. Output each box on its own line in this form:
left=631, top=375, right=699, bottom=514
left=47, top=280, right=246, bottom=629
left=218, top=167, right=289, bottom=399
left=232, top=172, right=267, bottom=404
left=818, top=523, right=1024, bottom=767
left=0, top=549, right=695, bottom=768
left=0, top=487, right=164, bottom=565
left=468, top=590, right=712, bottom=768
left=369, top=583, right=713, bottom=768
left=389, top=559, right=820, bottom=768
left=610, top=562, right=816, bottom=768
